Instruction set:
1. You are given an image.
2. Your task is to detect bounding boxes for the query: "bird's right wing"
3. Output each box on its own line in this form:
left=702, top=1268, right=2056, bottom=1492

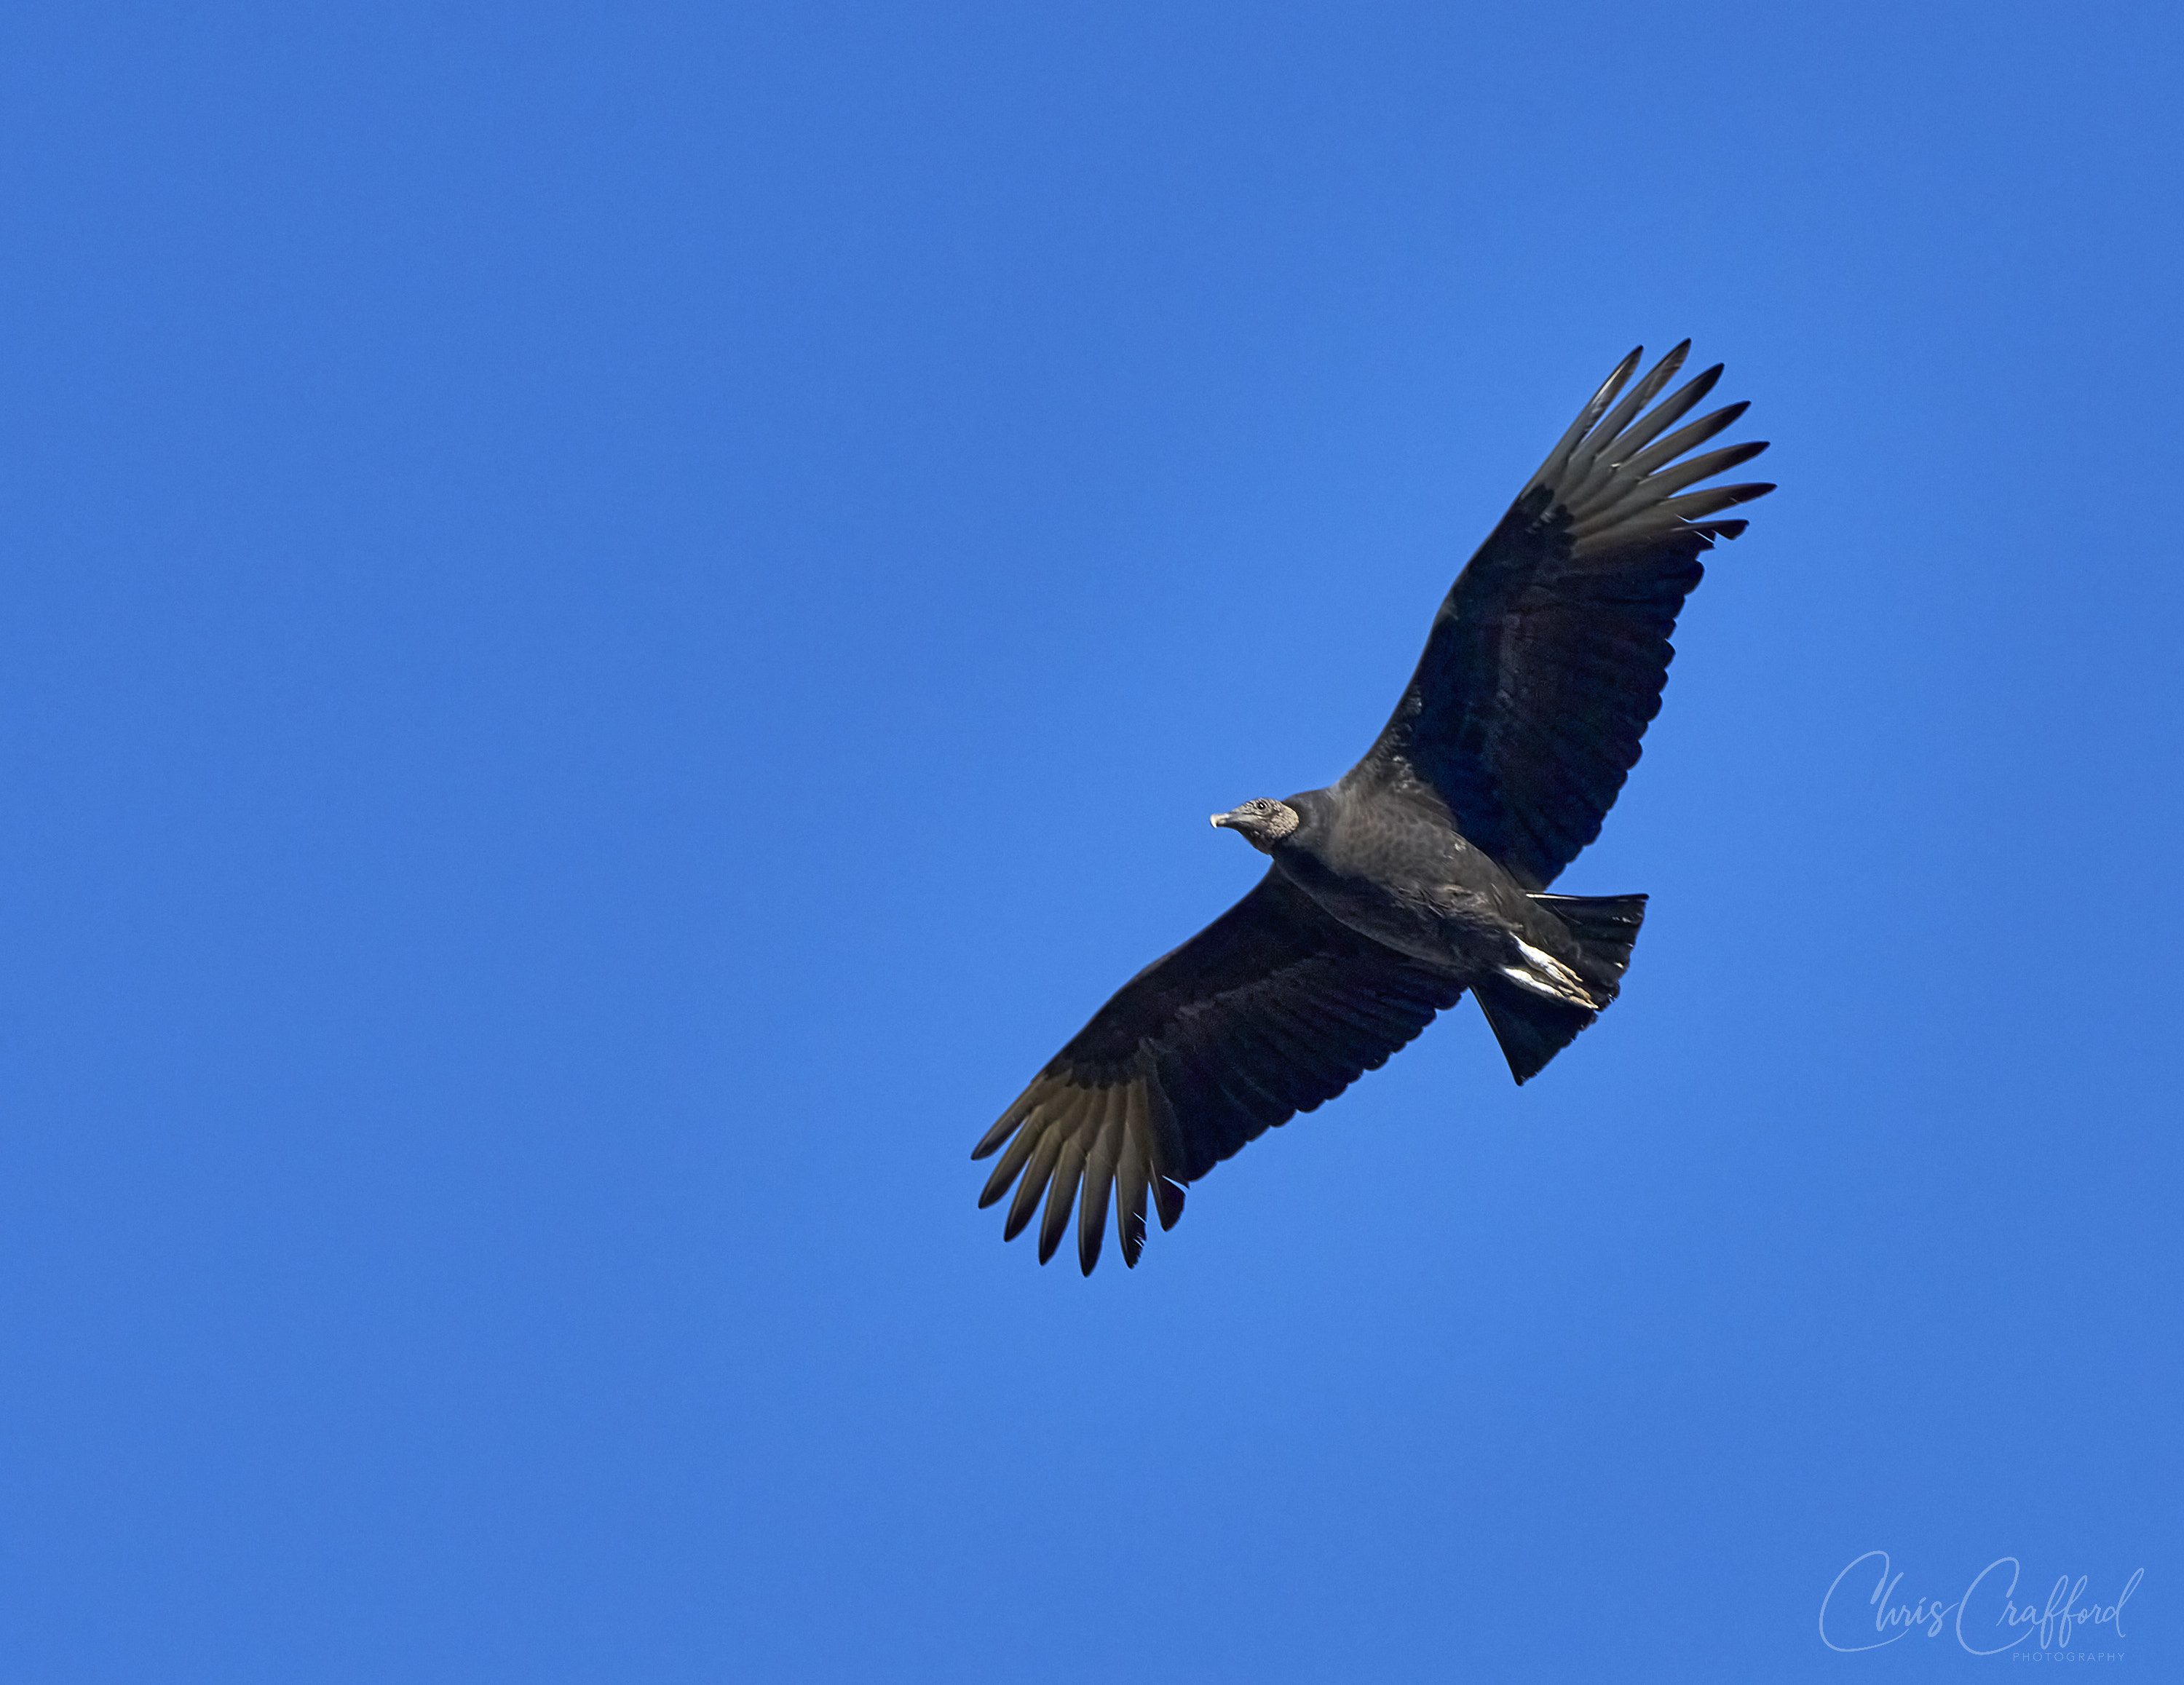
left=1355, top=343, right=1772, bottom=889
left=973, top=869, right=1464, bottom=1274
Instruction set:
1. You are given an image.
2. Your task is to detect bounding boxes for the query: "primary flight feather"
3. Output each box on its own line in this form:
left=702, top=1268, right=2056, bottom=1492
left=973, top=343, right=1773, bottom=1274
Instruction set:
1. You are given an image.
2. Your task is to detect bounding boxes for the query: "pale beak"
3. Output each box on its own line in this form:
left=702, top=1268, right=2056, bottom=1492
left=1210, top=812, right=1236, bottom=828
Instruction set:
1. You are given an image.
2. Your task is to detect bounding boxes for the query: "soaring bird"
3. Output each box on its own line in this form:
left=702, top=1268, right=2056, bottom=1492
left=973, top=343, right=1772, bottom=1274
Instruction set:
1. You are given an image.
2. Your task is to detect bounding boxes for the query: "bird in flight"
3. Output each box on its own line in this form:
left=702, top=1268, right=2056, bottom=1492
left=973, top=343, right=1772, bottom=1274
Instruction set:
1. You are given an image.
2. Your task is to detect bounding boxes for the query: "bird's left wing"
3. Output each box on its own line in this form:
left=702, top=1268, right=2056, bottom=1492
left=1356, top=343, right=1773, bottom=889
left=973, top=868, right=1463, bottom=1274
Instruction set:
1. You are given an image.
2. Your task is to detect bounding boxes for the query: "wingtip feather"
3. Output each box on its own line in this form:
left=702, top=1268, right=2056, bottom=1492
left=1075, top=1104, right=1121, bottom=1275
left=1002, top=1117, right=1069, bottom=1241
left=1531, top=345, right=1645, bottom=488
left=1036, top=1136, right=1087, bottom=1264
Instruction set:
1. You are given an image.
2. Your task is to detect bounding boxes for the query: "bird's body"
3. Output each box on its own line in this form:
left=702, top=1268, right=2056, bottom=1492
left=1260, top=782, right=1562, bottom=983
left=973, top=343, right=1773, bottom=1272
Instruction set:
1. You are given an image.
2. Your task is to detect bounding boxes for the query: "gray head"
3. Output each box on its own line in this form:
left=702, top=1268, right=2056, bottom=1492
left=1210, top=797, right=1300, bottom=854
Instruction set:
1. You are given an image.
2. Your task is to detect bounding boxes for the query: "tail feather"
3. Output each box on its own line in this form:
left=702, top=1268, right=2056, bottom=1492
left=1476, top=893, right=1647, bottom=1085
left=1474, top=980, right=1595, bottom=1085
left=1531, top=892, right=1647, bottom=994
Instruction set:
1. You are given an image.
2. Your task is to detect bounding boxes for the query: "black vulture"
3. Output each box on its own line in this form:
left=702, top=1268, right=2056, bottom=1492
left=973, top=343, right=1773, bottom=1273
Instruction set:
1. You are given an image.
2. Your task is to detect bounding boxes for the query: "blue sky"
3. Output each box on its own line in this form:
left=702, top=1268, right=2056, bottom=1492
left=4, top=2, right=2178, bottom=1679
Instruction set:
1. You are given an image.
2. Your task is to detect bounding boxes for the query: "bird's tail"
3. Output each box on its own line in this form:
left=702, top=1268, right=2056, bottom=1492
left=1474, top=893, right=1647, bottom=1085
left=1533, top=892, right=1647, bottom=994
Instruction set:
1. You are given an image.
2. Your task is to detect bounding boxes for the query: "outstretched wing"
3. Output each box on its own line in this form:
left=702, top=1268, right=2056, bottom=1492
left=1357, top=343, right=1773, bottom=889
left=973, top=870, right=1463, bottom=1274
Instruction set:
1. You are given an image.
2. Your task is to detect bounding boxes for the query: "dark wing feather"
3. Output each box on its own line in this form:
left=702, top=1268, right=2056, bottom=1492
left=973, top=870, right=1463, bottom=1273
left=1357, top=343, right=1773, bottom=889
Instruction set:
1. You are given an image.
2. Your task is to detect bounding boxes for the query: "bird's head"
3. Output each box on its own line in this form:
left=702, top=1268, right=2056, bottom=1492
left=1210, top=797, right=1301, bottom=854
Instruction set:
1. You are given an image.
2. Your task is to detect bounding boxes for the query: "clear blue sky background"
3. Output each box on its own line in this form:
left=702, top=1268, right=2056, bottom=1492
left=3, top=3, right=2178, bottom=1680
